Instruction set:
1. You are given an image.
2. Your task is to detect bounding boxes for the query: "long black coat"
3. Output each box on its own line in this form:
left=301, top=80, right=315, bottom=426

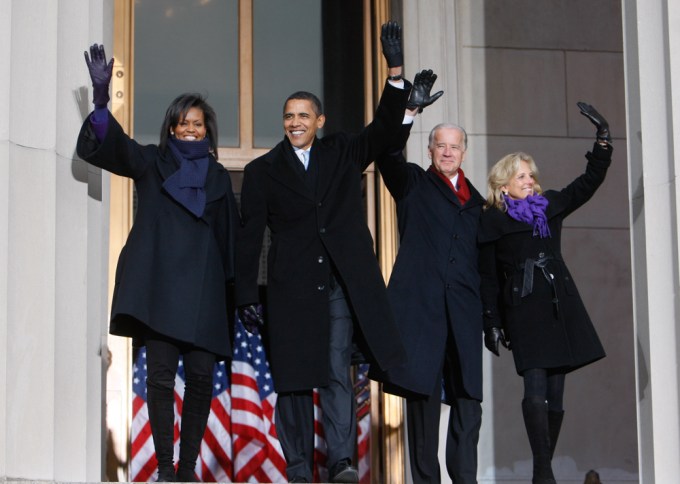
left=376, top=150, right=486, bottom=401
left=77, top=113, right=238, bottom=358
left=478, top=143, right=612, bottom=374
left=235, top=81, right=409, bottom=392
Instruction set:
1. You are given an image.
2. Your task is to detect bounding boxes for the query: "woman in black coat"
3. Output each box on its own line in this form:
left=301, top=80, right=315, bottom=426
left=77, top=45, right=238, bottom=482
left=478, top=103, right=612, bottom=484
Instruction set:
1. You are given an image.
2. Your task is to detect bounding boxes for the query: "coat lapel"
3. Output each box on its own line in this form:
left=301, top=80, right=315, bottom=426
left=313, top=139, right=338, bottom=202
left=427, top=170, right=462, bottom=207
left=268, top=140, right=315, bottom=200
left=155, top=150, right=179, bottom=181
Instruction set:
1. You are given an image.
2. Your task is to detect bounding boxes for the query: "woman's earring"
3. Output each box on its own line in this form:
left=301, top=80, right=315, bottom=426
left=170, top=130, right=174, bottom=136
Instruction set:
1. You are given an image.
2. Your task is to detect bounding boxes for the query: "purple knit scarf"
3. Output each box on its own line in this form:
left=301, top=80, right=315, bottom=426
left=503, top=194, right=551, bottom=238
left=162, top=137, right=211, bottom=217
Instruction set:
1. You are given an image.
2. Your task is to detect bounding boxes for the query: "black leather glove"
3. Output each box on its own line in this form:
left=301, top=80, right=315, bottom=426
left=577, top=101, right=611, bottom=143
left=84, top=44, right=114, bottom=108
left=380, top=21, right=403, bottom=68
left=238, top=303, right=264, bottom=335
left=406, top=69, right=444, bottom=113
left=484, top=327, right=509, bottom=357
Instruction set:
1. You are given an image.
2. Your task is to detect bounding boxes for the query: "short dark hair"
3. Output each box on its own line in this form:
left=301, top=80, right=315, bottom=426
left=159, top=93, right=219, bottom=159
left=283, top=91, right=323, bottom=116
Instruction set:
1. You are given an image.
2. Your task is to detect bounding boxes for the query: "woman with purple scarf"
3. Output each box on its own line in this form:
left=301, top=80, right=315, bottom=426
left=477, top=102, right=612, bottom=484
left=77, top=45, right=238, bottom=481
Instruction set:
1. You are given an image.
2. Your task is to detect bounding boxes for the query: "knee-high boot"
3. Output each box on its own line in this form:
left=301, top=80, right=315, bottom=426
left=176, top=377, right=213, bottom=482
left=522, top=397, right=556, bottom=484
left=548, top=410, right=564, bottom=460
left=147, top=384, right=177, bottom=482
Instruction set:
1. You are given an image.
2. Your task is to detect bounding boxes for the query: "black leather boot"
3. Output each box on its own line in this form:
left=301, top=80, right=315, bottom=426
left=175, top=376, right=212, bottom=482
left=522, top=397, right=556, bottom=484
left=548, top=410, right=564, bottom=460
left=147, top=383, right=177, bottom=482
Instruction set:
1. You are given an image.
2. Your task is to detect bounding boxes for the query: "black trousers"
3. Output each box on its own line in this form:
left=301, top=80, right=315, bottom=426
left=145, top=334, right=216, bottom=397
left=145, top=333, right=216, bottom=472
left=406, top=338, right=482, bottom=484
left=275, top=275, right=356, bottom=481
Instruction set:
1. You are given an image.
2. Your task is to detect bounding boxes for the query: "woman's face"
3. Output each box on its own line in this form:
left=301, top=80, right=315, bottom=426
left=171, top=107, right=206, bottom=141
left=502, top=160, right=536, bottom=200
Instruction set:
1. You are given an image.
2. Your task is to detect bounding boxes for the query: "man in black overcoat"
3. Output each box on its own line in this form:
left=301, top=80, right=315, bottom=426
left=376, top=81, right=485, bottom=482
left=235, top=22, right=411, bottom=483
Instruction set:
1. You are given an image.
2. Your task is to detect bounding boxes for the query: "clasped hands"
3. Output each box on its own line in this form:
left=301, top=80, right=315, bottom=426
left=484, top=327, right=510, bottom=357
left=238, top=303, right=265, bottom=335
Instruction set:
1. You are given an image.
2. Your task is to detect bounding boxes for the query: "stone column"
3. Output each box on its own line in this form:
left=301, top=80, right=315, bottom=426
left=0, top=0, right=112, bottom=480
left=623, top=0, right=680, bottom=482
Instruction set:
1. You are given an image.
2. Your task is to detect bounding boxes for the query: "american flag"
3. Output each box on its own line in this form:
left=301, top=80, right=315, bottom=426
left=129, top=318, right=372, bottom=482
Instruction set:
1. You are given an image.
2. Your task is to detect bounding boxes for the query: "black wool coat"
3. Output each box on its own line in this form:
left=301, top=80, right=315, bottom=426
left=478, top=142, right=612, bottom=374
left=235, top=81, right=410, bottom=392
left=77, top=113, right=238, bottom=358
left=376, top=150, right=486, bottom=402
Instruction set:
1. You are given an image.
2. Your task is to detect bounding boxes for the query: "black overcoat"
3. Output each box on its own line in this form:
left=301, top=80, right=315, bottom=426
left=76, top=113, right=238, bottom=358
left=235, top=81, right=409, bottom=392
left=376, top=150, right=485, bottom=401
left=478, top=143, right=612, bottom=374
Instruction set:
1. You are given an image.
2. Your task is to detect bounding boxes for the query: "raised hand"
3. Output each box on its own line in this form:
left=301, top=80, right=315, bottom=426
left=84, top=44, right=114, bottom=108
left=577, top=101, right=611, bottom=143
left=238, top=303, right=264, bottom=335
left=406, top=69, right=444, bottom=113
left=380, top=21, right=403, bottom=68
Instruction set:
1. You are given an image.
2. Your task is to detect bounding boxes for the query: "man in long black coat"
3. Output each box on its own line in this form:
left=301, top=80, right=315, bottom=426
left=235, top=22, right=410, bottom=483
left=377, top=118, right=485, bottom=483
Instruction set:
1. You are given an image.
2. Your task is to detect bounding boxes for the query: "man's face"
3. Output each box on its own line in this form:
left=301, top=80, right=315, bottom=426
left=428, top=127, right=466, bottom=178
left=283, top=99, right=326, bottom=150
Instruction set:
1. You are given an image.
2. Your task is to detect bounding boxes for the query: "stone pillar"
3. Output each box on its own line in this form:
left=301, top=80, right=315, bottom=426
left=0, top=0, right=112, bottom=480
left=623, top=0, right=680, bottom=482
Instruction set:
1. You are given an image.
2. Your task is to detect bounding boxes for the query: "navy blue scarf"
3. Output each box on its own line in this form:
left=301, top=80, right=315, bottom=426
left=162, top=137, right=211, bottom=217
left=503, top=194, right=551, bottom=238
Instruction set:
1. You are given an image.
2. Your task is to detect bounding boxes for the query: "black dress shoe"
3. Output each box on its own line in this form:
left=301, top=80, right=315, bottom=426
left=329, top=459, right=359, bottom=483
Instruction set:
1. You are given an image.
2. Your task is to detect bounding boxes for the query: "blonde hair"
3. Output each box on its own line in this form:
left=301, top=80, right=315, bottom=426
left=485, top=152, right=543, bottom=210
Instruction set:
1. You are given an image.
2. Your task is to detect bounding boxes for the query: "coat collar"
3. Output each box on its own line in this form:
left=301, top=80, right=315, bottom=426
left=156, top=149, right=231, bottom=208
left=426, top=169, right=484, bottom=210
left=266, top=137, right=337, bottom=201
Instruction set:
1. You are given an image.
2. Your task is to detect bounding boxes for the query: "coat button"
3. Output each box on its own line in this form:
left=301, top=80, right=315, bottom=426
left=317, top=284, right=325, bottom=291
left=318, top=256, right=324, bottom=263
left=319, top=228, right=326, bottom=234
left=449, top=258, right=456, bottom=263
left=453, top=234, right=459, bottom=239
left=318, top=202, right=323, bottom=207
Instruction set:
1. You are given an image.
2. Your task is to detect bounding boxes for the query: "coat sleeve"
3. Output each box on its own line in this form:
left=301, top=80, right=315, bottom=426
left=556, top=142, right=612, bottom=219
left=479, top=240, right=504, bottom=330
left=76, top=111, right=155, bottom=180
left=235, top=162, right=267, bottom=306
left=346, top=79, right=411, bottom=172
left=375, top=123, right=415, bottom=201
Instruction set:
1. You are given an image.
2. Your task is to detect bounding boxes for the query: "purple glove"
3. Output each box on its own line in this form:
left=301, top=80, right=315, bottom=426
left=238, top=304, right=264, bottom=335
left=84, top=44, right=114, bottom=108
